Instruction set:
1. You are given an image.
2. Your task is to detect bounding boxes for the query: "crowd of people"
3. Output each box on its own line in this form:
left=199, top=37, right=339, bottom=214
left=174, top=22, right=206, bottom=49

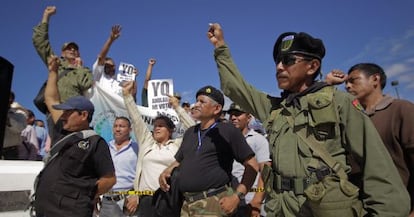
left=1, top=5, right=413, bottom=217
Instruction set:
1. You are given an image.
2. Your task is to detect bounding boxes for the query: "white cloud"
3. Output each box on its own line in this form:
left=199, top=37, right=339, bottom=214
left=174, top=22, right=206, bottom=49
left=385, top=63, right=409, bottom=77
left=397, top=73, right=414, bottom=83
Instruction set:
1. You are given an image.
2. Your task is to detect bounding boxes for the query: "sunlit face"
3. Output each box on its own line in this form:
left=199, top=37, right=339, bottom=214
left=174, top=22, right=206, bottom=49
left=345, top=69, right=376, bottom=101
left=104, top=59, right=116, bottom=76
left=59, top=109, right=88, bottom=132
left=229, top=111, right=250, bottom=130
left=275, top=54, right=314, bottom=92
left=192, top=95, right=221, bottom=121
left=112, top=118, right=131, bottom=144
left=152, top=119, right=172, bottom=143
left=61, top=45, right=79, bottom=61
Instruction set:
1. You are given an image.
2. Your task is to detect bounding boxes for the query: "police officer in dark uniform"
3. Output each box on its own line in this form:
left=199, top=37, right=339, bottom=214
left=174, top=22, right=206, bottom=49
left=34, top=56, right=116, bottom=217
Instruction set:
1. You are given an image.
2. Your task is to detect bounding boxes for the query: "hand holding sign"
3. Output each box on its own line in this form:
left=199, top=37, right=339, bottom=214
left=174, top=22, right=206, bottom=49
left=117, top=62, right=138, bottom=86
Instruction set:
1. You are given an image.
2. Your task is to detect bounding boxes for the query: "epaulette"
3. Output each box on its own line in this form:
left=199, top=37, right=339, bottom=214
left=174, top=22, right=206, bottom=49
left=352, top=99, right=364, bottom=112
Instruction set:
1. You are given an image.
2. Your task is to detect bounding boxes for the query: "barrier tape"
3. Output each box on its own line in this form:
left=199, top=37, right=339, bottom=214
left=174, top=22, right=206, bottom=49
left=249, top=187, right=265, bottom=192
left=106, top=190, right=155, bottom=196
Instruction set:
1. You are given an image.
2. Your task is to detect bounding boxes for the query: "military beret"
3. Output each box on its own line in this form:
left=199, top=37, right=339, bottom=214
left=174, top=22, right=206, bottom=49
left=273, top=32, right=325, bottom=62
left=196, top=85, right=224, bottom=107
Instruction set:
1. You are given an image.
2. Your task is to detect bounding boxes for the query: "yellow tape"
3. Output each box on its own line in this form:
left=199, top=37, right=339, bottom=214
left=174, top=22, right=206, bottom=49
left=107, top=190, right=155, bottom=196
left=249, top=187, right=265, bottom=192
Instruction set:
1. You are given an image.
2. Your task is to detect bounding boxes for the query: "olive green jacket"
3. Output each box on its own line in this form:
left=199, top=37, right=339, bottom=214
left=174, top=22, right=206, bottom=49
left=32, top=23, right=92, bottom=102
left=213, top=44, right=409, bottom=217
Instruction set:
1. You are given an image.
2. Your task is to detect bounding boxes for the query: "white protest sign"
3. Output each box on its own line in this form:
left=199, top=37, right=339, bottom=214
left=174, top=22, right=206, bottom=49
left=117, top=62, right=136, bottom=83
left=148, top=79, right=173, bottom=111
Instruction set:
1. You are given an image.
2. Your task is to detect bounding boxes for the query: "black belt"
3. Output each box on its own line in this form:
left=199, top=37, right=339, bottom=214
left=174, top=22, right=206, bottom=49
left=103, top=194, right=125, bottom=202
left=183, top=185, right=228, bottom=203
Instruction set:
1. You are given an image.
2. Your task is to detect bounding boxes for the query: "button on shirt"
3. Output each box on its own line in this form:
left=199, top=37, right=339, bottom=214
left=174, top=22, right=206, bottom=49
left=109, top=139, right=139, bottom=191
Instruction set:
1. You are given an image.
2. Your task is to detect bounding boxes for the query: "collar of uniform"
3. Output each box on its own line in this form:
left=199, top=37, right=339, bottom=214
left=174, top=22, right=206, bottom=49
left=366, top=94, right=394, bottom=115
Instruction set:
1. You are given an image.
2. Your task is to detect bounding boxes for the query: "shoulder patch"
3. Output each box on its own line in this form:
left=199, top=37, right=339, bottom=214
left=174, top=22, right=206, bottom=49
left=352, top=99, right=364, bottom=112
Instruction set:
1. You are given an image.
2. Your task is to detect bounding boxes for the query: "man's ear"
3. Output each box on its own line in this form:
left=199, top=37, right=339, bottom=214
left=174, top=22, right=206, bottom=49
left=213, top=104, right=223, bottom=116
left=81, top=111, right=89, bottom=121
left=306, top=59, right=321, bottom=77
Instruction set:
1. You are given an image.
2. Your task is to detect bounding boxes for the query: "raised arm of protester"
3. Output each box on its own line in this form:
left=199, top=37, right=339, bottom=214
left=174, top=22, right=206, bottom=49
left=142, top=58, right=156, bottom=106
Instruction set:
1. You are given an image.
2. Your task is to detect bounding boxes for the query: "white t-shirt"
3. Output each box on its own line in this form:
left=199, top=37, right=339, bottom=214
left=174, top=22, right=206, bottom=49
left=92, top=59, right=122, bottom=97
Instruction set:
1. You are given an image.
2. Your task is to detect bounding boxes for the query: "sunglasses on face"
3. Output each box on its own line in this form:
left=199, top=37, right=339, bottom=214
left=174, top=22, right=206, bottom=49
left=276, top=55, right=313, bottom=66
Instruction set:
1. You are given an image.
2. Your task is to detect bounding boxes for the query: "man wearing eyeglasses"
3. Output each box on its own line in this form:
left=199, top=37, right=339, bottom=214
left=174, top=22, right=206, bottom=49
left=207, top=23, right=409, bottom=217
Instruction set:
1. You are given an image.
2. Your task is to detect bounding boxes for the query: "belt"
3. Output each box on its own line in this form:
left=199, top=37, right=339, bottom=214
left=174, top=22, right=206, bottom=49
left=103, top=194, right=125, bottom=202
left=183, top=185, right=228, bottom=203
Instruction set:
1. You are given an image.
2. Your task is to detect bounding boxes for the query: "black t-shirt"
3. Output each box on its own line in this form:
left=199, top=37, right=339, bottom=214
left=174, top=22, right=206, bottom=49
left=176, top=122, right=254, bottom=192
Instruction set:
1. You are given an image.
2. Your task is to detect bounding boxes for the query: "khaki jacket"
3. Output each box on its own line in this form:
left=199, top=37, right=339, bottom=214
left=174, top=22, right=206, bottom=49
left=32, top=23, right=92, bottom=102
left=213, top=44, right=410, bottom=217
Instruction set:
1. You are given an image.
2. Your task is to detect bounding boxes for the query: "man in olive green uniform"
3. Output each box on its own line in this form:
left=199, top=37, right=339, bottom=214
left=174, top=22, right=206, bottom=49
left=33, top=6, right=92, bottom=104
left=207, top=23, right=410, bottom=217
left=33, top=6, right=93, bottom=142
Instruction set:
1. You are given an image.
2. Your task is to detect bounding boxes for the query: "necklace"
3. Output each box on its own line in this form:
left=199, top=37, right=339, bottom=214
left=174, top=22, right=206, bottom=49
left=197, top=122, right=218, bottom=152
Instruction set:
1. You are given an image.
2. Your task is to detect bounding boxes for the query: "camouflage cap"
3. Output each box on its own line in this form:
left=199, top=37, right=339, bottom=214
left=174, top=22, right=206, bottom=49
left=61, top=41, right=79, bottom=51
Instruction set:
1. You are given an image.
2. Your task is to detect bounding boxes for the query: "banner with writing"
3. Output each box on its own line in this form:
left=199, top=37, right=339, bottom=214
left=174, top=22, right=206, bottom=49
left=89, top=83, right=184, bottom=143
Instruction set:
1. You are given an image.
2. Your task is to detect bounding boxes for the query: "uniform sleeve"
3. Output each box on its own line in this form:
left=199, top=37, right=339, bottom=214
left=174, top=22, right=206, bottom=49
left=92, top=137, right=115, bottom=177
left=32, top=23, right=55, bottom=66
left=337, top=94, right=410, bottom=216
left=124, top=94, right=155, bottom=151
left=214, top=45, right=272, bottom=122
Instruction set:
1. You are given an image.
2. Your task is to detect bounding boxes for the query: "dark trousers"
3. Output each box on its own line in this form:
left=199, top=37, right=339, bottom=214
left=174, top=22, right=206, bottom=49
left=137, top=195, right=155, bottom=217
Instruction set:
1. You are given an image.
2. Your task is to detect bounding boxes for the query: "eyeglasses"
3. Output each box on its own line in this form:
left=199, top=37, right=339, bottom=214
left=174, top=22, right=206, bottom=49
left=276, top=55, right=313, bottom=66
left=104, top=63, right=115, bottom=68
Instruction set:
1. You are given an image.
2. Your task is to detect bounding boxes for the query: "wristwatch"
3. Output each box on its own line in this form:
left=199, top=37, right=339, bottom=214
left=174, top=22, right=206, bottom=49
left=236, top=191, right=245, bottom=201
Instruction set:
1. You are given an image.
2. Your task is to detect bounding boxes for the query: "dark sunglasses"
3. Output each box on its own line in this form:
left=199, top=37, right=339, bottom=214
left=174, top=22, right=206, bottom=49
left=276, top=55, right=313, bottom=66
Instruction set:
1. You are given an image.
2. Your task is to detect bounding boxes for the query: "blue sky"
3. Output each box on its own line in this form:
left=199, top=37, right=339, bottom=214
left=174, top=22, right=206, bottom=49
left=2, top=0, right=414, bottom=120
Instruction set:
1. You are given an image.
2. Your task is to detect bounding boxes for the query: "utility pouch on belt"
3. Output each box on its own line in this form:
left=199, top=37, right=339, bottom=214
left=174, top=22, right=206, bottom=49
left=304, top=175, right=363, bottom=217
left=261, top=164, right=274, bottom=194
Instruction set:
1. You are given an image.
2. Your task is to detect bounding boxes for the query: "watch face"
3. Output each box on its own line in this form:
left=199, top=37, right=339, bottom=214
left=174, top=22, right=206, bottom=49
left=237, top=191, right=245, bottom=200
